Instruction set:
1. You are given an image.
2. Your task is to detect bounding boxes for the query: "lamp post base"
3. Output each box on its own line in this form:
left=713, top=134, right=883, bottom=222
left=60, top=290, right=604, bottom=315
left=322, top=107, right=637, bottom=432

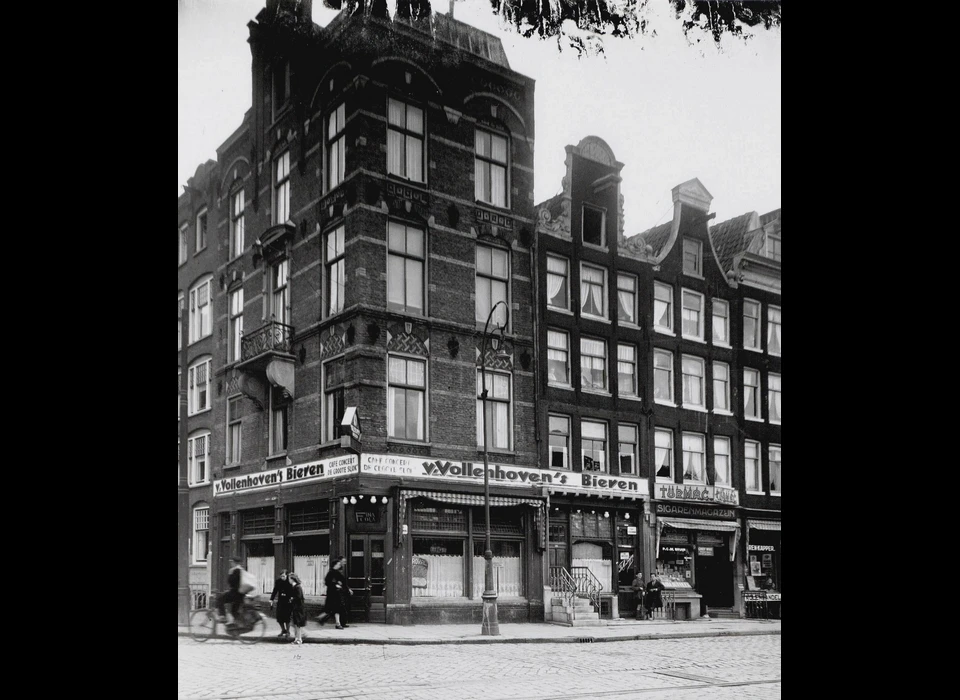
left=481, top=593, right=501, bottom=636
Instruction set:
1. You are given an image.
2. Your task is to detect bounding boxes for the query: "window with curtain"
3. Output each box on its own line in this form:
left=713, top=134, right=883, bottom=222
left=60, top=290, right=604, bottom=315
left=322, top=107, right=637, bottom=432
left=274, top=151, right=290, bottom=224
left=188, top=431, right=209, bottom=485
left=271, top=259, right=290, bottom=326
left=769, top=445, right=781, bottom=494
left=327, top=103, right=346, bottom=191
left=681, top=290, right=704, bottom=340
left=582, top=420, right=607, bottom=472
left=269, top=385, right=288, bottom=455
left=617, top=273, right=636, bottom=324
left=618, top=424, right=638, bottom=474
left=683, top=238, right=702, bottom=276
left=744, top=368, right=760, bottom=419
left=475, top=128, right=508, bottom=207
left=712, top=298, right=729, bottom=346
left=655, top=428, right=673, bottom=481
left=227, top=396, right=242, bottom=465
left=324, top=357, right=345, bottom=442
left=768, top=305, right=781, bottom=355
left=477, top=369, right=511, bottom=450
left=745, top=440, right=760, bottom=491
left=681, top=355, right=705, bottom=409
left=743, top=299, right=761, bottom=350
left=768, top=373, right=781, bottom=424
left=387, top=221, right=425, bottom=315
left=580, top=337, right=607, bottom=391
left=230, top=189, right=245, bottom=259
left=188, top=358, right=211, bottom=415
left=547, top=329, right=570, bottom=386
left=654, top=282, right=673, bottom=333
left=387, top=98, right=424, bottom=183
left=412, top=538, right=465, bottom=598
left=388, top=355, right=426, bottom=440
left=546, top=255, right=569, bottom=310
left=472, top=539, right=523, bottom=597
left=189, top=277, right=212, bottom=343
left=580, top=264, right=606, bottom=318
left=712, top=361, right=731, bottom=413
left=713, top=436, right=731, bottom=486
left=617, top=344, right=637, bottom=396
left=654, top=349, right=674, bottom=404
left=229, top=288, right=244, bottom=363
left=549, top=414, right=570, bottom=469
left=475, top=245, right=509, bottom=326
left=326, top=226, right=345, bottom=317
left=681, top=432, right=705, bottom=483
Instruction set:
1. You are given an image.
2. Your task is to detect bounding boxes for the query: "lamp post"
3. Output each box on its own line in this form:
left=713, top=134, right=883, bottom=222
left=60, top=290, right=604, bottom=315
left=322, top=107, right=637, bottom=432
left=479, top=299, right=509, bottom=636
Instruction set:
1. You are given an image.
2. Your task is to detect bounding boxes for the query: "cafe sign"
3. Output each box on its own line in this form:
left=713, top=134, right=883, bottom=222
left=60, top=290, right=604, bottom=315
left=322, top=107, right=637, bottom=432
left=655, top=483, right=739, bottom=506
left=360, top=453, right=648, bottom=499
left=213, top=455, right=359, bottom=496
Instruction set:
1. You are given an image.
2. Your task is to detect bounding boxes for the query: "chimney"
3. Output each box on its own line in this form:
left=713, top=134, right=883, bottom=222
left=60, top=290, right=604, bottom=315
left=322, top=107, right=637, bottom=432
left=266, top=0, right=313, bottom=23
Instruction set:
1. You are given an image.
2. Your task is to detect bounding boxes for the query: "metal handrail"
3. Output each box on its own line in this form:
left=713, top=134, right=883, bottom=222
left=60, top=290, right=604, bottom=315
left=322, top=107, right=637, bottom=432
left=549, top=566, right=577, bottom=604
left=568, top=567, right=603, bottom=613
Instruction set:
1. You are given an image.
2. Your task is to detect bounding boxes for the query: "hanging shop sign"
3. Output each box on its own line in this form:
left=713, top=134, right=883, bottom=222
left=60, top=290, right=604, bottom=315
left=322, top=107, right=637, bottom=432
left=212, top=454, right=359, bottom=496
left=654, top=483, right=739, bottom=506
left=360, top=453, right=648, bottom=498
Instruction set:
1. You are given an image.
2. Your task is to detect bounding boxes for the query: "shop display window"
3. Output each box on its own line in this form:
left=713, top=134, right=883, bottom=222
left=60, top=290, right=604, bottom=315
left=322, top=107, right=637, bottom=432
left=412, top=538, right=465, bottom=597
left=472, top=540, right=523, bottom=597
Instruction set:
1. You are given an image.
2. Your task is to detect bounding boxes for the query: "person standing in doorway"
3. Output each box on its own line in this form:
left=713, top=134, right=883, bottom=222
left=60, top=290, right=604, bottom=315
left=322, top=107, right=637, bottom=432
left=316, top=556, right=351, bottom=629
left=631, top=570, right=646, bottom=619
left=270, top=570, right=294, bottom=638
left=644, top=572, right=666, bottom=620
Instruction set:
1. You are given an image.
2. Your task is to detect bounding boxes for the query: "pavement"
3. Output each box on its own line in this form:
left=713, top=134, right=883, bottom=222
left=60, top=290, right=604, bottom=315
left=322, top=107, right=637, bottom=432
left=178, top=612, right=781, bottom=645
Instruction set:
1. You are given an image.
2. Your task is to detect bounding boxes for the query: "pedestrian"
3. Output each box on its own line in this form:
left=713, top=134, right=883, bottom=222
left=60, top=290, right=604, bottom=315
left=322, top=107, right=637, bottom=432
left=270, top=569, right=294, bottom=638
left=316, top=556, right=351, bottom=629
left=217, top=556, right=246, bottom=624
left=631, top=570, right=646, bottom=619
left=288, top=572, right=307, bottom=644
left=644, top=572, right=665, bottom=620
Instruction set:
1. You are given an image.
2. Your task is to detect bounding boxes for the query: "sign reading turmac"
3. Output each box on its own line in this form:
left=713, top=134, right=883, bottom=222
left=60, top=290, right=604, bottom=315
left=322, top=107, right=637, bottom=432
left=213, top=455, right=359, bottom=496
left=362, top=454, right=648, bottom=498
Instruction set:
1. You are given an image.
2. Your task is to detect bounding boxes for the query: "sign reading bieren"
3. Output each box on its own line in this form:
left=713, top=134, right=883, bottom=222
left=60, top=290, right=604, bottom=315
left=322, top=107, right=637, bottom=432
left=361, top=453, right=648, bottom=499
left=213, top=455, right=359, bottom=496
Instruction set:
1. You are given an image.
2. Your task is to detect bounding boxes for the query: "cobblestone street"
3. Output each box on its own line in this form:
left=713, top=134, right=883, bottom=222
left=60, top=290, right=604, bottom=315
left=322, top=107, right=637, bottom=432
left=178, top=635, right=780, bottom=699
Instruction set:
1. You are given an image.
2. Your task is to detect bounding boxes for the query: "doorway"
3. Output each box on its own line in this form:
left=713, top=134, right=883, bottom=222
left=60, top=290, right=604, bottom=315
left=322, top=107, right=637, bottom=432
left=694, top=541, right=733, bottom=607
left=347, top=535, right=386, bottom=622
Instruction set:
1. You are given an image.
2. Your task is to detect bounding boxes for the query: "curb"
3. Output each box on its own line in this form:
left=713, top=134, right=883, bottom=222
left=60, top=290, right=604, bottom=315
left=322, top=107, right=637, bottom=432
left=178, top=628, right=781, bottom=645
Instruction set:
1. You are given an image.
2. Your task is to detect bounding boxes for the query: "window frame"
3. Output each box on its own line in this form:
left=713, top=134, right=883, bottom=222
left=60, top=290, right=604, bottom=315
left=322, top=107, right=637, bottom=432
left=269, top=385, right=289, bottom=457
left=618, top=423, right=639, bottom=475
left=269, top=258, right=290, bottom=326
left=274, top=150, right=291, bottom=225
left=768, top=305, right=781, bottom=356
left=654, top=428, right=674, bottom=482
left=768, top=373, right=781, bottom=424
left=188, top=431, right=210, bottom=486
left=681, top=354, right=706, bottom=410
left=743, top=299, right=761, bottom=351
left=580, top=336, right=608, bottom=393
left=546, top=329, right=571, bottom=388
left=230, top=188, right=245, bottom=259
left=323, top=356, right=345, bottom=443
left=765, top=234, right=781, bottom=262
left=580, top=263, right=608, bottom=320
left=387, top=354, right=428, bottom=442
left=581, top=419, right=608, bottom=473
left=744, top=368, right=761, bottom=421
left=193, top=505, right=210, bottom=564
left=188, top=357, right=211, bottom=416
left=325, top=226, right=346, bottom=318
left=653, top=282, right=674, bottom=334
left=226, top=395, right=242, bottom=465
left=326, top=102, right=346, bottom=192
left=617, top=273, right=637, bottom=325
left=387, top=97, right=426, bottom=184
left=769, top=444, right=782, bottom=496
left=712, top=298, right=730, bottom=347
left=653, top=348, right=675, bottom=406
left=475, top=244, right=509, bottom=328
left=682, top=238, right=703, bottom=276
left=581, top=204, right=606, bottom=247
left=617, top=343, right=637, bottom=397
left=386, top=220, right=426, bottom=316
left=548, top=414, right=571, bottom=470
left=178, top=224, right=188, bottom=265
left=745, top=439, right=762, bottom=493
left=178, top=293, right=185, bottom=351
left=681, top=432, right=707, bottom=484
left=713, top=436, right=731, bottom=487
left=546, top=255, right=570, bottom=311
left=476, top=368, right=513, bottom=451
left=474, top=127, right=509, bottom=208
left=195, top=208, right=208, bottom=252
left=189, top=277, right=212, bottom=344
left=272, top=59, right=291, bottom=119
left=712, top=361, right=731, bottom=414
left=228, top=287, right=244, bottom=364
left=681, top=289, right=705, bottom=341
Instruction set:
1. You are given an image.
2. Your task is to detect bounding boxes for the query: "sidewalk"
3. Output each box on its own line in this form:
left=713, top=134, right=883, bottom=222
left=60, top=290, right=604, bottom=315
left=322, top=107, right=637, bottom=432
left=178, top=614, right=781, bottom=645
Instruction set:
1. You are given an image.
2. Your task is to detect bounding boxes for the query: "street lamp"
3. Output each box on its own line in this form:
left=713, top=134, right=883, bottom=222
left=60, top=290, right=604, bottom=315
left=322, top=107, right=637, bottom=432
left=479, top=299, right=509, bottom=636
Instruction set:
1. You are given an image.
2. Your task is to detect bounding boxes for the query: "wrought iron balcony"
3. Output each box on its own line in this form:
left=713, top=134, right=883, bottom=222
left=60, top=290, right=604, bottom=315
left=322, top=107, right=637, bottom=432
left=239, top=319, right=295, bottom=368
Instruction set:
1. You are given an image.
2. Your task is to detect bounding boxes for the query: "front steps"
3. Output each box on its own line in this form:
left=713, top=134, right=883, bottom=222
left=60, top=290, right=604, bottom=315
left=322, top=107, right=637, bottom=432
left=707, top=607, right=741, bottom=619
left=549, top=595, right=602, bottom=627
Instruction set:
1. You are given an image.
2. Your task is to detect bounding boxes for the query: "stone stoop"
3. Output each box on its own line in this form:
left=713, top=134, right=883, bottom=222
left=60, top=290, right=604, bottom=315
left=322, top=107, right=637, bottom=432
left=707, top=607, right=741, bottom=620
left=549, top=595, right=602, bottom=627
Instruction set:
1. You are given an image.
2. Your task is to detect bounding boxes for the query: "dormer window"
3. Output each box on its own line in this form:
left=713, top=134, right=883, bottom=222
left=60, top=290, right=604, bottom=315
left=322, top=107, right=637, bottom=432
left=683, top=238, right=702, bottom=276
left=764, top=234, right=781, bottom=262
left=582, top=206, right=605, bottom=247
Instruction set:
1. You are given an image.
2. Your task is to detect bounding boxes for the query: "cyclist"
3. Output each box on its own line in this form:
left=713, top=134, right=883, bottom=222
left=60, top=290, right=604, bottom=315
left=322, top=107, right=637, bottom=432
left=217, top=556, right=246, bottom=624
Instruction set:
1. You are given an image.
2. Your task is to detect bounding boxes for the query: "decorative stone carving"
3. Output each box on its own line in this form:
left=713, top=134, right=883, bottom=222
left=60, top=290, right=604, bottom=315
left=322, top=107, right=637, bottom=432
left=576, top=136, right=617, bottom=166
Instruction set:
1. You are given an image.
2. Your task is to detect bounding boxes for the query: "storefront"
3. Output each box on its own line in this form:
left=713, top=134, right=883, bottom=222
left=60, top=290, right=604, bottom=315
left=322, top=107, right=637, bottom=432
left=744, top=517, right=781, bottom=618
left=652, top=488, right=741, bottom=619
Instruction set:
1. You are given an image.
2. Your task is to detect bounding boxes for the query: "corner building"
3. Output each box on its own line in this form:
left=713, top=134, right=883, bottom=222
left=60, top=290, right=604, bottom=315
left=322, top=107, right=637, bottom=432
left=206, top=2, right=543, bottom=625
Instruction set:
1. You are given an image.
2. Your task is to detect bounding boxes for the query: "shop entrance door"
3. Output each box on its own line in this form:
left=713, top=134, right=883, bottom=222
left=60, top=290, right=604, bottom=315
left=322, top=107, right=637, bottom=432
left=348, top=535, right=386, bottom=622
left=695, top=543, right=733, bottom=608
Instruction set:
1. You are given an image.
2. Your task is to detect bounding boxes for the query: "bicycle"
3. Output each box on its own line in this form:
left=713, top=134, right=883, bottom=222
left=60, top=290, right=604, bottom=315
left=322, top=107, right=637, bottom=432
left=189, top=592, right=266, bottom=644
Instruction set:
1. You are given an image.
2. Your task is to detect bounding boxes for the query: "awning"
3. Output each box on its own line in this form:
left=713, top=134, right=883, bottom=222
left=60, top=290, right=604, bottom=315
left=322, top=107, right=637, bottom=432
left=748, top=520, right=781, bottom=531
left=398, top=489, right=546, bottom=550
left=656, top=517, right=740, bottom=562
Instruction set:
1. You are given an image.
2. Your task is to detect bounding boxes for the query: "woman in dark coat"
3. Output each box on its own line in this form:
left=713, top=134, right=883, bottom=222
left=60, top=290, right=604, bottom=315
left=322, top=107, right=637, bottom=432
left=269, top=570, right=294, bottom=638
left=317, top=556, right=351, bottom=629
left=288, top=572, right=307, bottom=644
left=644, top=573, right=666, bottom=620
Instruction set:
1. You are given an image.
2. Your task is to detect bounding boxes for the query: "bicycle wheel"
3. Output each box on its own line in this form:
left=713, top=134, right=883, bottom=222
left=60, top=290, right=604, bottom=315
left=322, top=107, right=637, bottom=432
left=237, top=612, right=266, bottom=644
left=189, top=608, right=217, bottom=642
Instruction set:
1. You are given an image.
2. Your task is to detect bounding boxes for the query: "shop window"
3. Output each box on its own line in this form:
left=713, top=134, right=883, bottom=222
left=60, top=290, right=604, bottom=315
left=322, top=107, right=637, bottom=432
left=292, top=535, right=329, bottom=596
left=681, top=355, right=705, bottom=410
left=412, top=538, right=464, bottom=597
left=655, top=428, right=674, bottom=481
left=288, top=503, right=330, bottom=533
left=547, top=329, right=570, bottom=386
left=412, top=506, right=467, bottom=532
left=475, top=128, right=508, bottom=208
left=712, top=299, right=730, bottom=346
left=244, top=538, right=275, bottom=596
left=681, top=290, right=705, bottom=341
left=743, top=299, right=761, bottom=351
left=387, top=355, right=426, bottom=441
left=582, top=205, right=605, bottom=247
left=617, top=273, right=637, bottom=324
left=472, top=540, right=523, bottom=597
left=657, top=532, right=694, bottom=589
left=230, top=188, right=245, bottom=259
left=325, top=226, right=345, bottom=318
left=193, top=506, right=209, bottom=564
left=387, top=221, right=425, bottom=315
left=654, top=349, right=674, bottom=405
left=580, top=337, right=607, bottom=392
left=476, top=245, right=509, bottom=326
left=242, top=508, right=274, bottom=535
left=580, top=263, right=607, bottom=319
left=581, top=419, right=607, bottom=472
left=476, top=369, right=511, bottom=451
left=549, top=414, right=570, bottom=469
left=653, top=282, right=673, bottom=334
left=617, top=344, right=637, bottom=397
left=323, top=357, right=345, bottom=442
left=388, top=98, right=425, bottom=183
left=546, top=255, right=569, bottom=310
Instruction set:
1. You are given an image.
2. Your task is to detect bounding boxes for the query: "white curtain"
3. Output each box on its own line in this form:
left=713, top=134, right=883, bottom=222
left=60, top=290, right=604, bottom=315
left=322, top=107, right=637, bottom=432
left=472, top=555, right=522, bottom=598
left=490, top=164, right=506, bottom=207
left=406, top=135, right=423, bottom=181
left=572, top=542, right=611, bottom=592
left=246, top=556, right=275, bottom=596
left=412, top=554, right=464, bottom=597
left=293, top=555, right=328, bottom=596
left=546, top=258, right=566, bottom=303
left=618, top=291, right=634, bottom=323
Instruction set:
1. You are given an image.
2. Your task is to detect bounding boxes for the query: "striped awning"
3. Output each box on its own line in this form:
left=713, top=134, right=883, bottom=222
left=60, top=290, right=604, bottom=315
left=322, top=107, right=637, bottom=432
left=656, top=517, right=740, bottom=562
left=398, top=489, right=547, bottom=550
left=748, top=519, right=781, bottom=531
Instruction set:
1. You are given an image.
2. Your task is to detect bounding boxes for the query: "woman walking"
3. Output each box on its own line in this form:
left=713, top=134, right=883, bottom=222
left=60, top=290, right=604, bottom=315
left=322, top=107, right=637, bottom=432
left=316, top=556, right=351, bottom=629
left=288, top=572, right=307, bottom=644
left=269, top=570, right=294, bottom=638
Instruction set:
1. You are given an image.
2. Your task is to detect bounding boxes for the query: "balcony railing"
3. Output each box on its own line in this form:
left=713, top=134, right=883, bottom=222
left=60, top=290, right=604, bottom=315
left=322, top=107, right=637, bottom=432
left=240, top=319, right=294, bottom=363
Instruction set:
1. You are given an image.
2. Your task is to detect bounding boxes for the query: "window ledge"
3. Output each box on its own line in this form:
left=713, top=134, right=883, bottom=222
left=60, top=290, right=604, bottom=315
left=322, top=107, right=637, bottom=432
left=744, top=346, right=763, bottom=353
left=267, top=451, right=288, bottom=461
left=387, top=438, right=430, bottom=447
left=474, top=200, right=512, bottom=215
left=746, top=490, right=766, bottom=496
left=223, top=463, right=243, bottom=471
left=769, top=492, right=781, bottom=498
left=619, top=321, right=641, bottom=329
left=683, top=272, right=705, bottom=280
left=682, top=405, right=708, bottom=413
left=581, top=242, right=610, bottom=253
left=713, top=342, right=732, bottom=349
left=547, top=306, right=574, bottom=315
left=745, top=416, right=764, bottom=423
left=654, top=328, right=676, bottom=337
left=654, top=399, right=677, bottom=407
left=387, top=173, right=428, bottom=189
left=189, top=481, right=211, bottom=488
left=769, top=420, right=781, bottom=426
left=477, top=449, right=516, bottom=457
left=193, top=247, right=207, bottom=257
left=619, top=394, right=642, bottom=401
left=581, top=314, right=611, bottom=324
left=681, top=335, right=707, bottom=344
left=581, top=388, right=612, bottom=397
left=187, top=407, right=212, bottom=418
left=769, top=352, right=781, bottom=358
left=187, top=335, right=213, bottom=348
left=712, top=409, right=734, bottom=416
left=548, top=383, right=574, bottom=391
left=319, top=439, right=341, bottom=450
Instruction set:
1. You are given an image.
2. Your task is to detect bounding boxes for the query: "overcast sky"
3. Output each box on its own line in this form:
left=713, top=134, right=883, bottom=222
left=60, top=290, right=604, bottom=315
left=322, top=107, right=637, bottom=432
left=178, top=0, right=781, bottom=234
